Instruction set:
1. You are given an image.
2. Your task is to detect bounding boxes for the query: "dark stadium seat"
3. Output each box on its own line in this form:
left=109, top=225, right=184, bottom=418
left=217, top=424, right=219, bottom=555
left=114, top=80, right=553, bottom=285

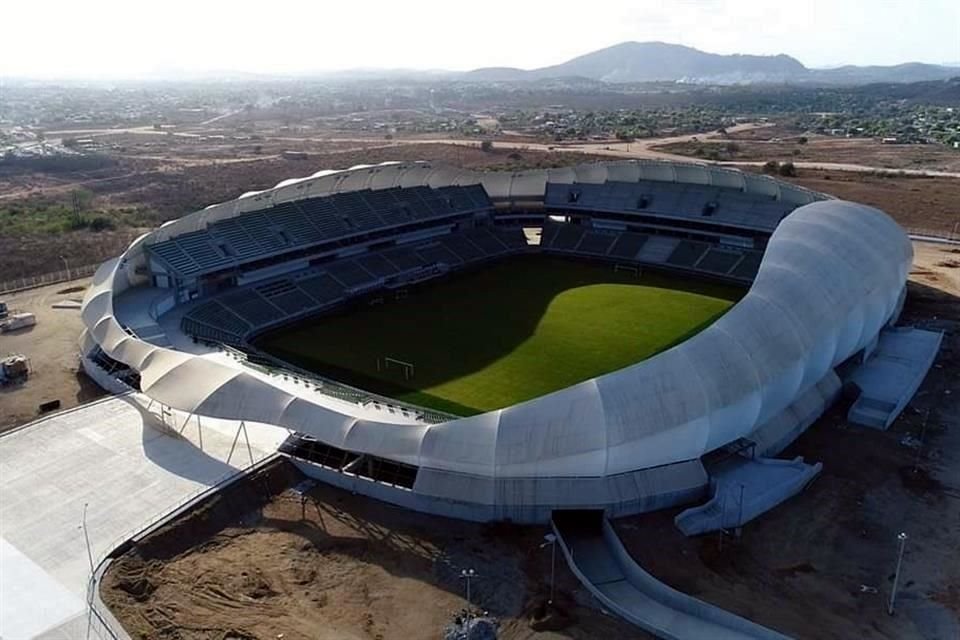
left=465, top=228, right=509, bottom=255
left=326, top=259, right=377, bottom=288
left=731, top=251, right=763, bottom=280
left=417, top=243, right=463, bottom=266
left=440, top=234, right=485, bottom=262
left=665, top=240, right=710, bottom=268
left=356, top=253, right=400, bottom=278
left=607, top=232, right=648, bottom=260
left=551, top=225, right=587, bottom=251
left=382, top=246, right=427, bottom=272
left=299, top=274, right=346, bottom=303
left=576, top=231, right=617, bottom=255
left=697, top=248, right=745, bottom=274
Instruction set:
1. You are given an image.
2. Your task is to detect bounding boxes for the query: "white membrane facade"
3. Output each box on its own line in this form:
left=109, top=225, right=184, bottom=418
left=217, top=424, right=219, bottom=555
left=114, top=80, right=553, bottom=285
left=80, top=160, right=911, bottom=522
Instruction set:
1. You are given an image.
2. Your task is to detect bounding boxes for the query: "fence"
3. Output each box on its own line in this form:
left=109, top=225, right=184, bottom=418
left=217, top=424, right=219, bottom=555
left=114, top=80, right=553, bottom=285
left=0, top=262, right=99, bottom=295
left=905, top=226, right=960, bottom=243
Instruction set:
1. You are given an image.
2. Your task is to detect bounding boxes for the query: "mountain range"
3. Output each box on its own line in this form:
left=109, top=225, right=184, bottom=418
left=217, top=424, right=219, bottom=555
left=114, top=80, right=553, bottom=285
left=462, top=42, right=959, bottom=86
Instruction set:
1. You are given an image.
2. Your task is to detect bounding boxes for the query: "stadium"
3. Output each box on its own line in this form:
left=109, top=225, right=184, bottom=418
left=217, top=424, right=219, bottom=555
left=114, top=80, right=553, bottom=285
left=79, top=158, right=913, bottom=525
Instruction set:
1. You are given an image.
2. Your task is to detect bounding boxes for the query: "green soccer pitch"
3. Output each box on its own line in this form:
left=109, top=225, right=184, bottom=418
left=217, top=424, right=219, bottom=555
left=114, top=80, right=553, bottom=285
left=255, top=255, right=744, bottom=416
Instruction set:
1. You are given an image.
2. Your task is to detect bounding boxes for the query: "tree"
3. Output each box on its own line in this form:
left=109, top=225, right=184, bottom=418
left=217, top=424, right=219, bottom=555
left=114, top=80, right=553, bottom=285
left=778, top=161, right=797, bottom=177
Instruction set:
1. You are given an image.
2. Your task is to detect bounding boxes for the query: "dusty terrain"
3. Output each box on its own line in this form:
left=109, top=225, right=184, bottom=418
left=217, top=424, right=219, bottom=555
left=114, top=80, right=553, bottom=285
left=102, top=465, right=644, bottom=640
left=653, top=129, right=960, bottom=173
left=0, top=144, right=606, bottom=281
left=617, top=241, right=960, bottom=640
left=96, top=244, right=959, bottom=639
left=0, top=277, right=104, bottom=433
left=786, top=170, right=960, bottom=236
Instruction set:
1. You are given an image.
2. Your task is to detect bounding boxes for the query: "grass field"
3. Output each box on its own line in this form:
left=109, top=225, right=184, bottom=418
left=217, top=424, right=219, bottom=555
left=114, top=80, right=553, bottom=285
left=256, top=255, right=743, bottom=416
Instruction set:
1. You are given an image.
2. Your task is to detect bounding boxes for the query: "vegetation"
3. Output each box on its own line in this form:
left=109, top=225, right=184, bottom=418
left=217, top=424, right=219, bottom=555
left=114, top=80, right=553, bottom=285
left=0, top=196, right=147, bottom=235
left=257, top=255, right=742, bottom=415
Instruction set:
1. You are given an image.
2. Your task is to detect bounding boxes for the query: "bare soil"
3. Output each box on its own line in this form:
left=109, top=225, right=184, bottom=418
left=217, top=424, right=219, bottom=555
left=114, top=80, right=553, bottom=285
left=0, top=277, right=105, bottom=433
left=616, top=242, right=960, bottom=640
left=97, top=245, right=960, bottom=639
left=785, top=170, right=960, bottom=236
left=655, top=133, right=960, bottom=173
left=102, top=465, right=644, bottom=640
left=0, top=144, right=605, bottom=281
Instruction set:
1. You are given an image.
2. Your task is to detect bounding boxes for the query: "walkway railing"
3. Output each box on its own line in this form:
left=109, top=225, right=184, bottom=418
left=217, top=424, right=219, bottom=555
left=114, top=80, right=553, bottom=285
left=86, top=452, right=282, bottom=639
left=218, top=343, right=458, bottom=425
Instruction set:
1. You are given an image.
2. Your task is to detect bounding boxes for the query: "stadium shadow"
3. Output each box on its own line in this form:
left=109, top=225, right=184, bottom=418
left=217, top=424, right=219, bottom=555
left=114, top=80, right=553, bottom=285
left=117, top=394, right=239, bottom=483
left=256, top=255, right=743, bottom=415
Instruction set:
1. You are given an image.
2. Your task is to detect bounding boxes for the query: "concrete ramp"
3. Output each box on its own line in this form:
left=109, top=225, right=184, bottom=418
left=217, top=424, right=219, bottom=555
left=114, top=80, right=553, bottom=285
left=552, top=512, right=791, bottom=640
left=675, top=456, right=822, bottom=536
left=847, top=327, right=943, bottom=430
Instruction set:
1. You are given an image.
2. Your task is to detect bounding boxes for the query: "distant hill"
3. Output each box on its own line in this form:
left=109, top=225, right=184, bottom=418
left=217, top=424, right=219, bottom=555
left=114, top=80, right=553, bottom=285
left=464, top=42, right=959, bottom=86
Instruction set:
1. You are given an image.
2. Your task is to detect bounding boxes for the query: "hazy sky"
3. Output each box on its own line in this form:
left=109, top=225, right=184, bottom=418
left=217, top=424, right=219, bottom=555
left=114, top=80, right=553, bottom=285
left=2, top=0, right=958, bottom=78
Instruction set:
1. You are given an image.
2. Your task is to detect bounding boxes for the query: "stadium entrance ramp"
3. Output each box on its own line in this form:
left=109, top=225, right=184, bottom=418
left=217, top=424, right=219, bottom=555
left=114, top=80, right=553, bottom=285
left=552, top=511, right=792, bottom=640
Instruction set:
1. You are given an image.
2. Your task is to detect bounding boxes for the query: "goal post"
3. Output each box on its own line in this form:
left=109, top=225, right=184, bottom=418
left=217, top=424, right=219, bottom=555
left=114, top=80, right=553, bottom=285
left=377, top=356, right=415, bottom=380
left=614, top=263, right=642, bottom=277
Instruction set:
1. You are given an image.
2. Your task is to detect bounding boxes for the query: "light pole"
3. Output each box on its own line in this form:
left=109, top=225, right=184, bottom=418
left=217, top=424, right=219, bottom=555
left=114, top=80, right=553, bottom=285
left=888, top=532, right=908, bottom=615
left=540, top=533, right=557, bottom=604
left=81, top=503, right=94, bottom=576
left=60, top=255, right=70, bottom=279
left=460, top=568, right=477, bottom=616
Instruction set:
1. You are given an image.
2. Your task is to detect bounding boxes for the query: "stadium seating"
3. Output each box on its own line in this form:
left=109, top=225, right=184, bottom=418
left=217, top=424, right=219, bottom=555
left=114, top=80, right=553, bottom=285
left=417, top=243, right=463, bottom=266
left=356, top=253, right=400, bottom=278
left=465, top=228, right=509, bottom=255
left=697, top=248, right=745, bottom=275
left=299, top=273, right=346, bottom=304
left=382, top=246, right=427, bottom=272
left=180, top=224, right=527, bottom=343
left=148, top=184, right=493, bottom=280
left=326, top=260, right=377, bottom=289
left=608, top=232, right=648, bottom=260
left=665, top=241, right=711, bottom=268
left=576, top=231, right=617, bottom=255
left=545, top=181, right=795, bottom=232
left=730, top=251, right=763, bottom=280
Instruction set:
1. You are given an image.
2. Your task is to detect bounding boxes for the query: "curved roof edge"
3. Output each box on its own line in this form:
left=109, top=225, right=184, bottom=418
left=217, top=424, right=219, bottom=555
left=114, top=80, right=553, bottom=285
left=151, top=159, right=826, bottom=243
left=80, top=167, right=908, bottom=481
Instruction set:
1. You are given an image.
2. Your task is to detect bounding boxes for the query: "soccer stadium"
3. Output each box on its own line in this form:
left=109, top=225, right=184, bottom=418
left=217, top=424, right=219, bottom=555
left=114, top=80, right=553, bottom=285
left=78, top=158, right=919, bottom=530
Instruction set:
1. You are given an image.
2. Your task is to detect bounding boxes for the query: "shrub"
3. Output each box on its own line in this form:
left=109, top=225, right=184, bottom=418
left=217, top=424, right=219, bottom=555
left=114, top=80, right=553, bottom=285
left=480, top=140, right=494, bottom=152
left=763, top=160, right=780, bottom=174
left=778, top=161, right=797, bottom=177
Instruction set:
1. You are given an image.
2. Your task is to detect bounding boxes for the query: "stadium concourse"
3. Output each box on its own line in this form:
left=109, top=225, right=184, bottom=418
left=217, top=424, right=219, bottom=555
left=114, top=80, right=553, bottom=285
left=75, top=159, right=921, bottom=526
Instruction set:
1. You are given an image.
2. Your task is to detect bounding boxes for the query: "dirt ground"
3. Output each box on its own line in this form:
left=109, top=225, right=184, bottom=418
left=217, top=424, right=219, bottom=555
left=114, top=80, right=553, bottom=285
left=98, top=243, right=959, bottom=640
left=0, top=277, right=105, bottom=433
left=102, top=471, right=644, bottom=640
left=0, top=144, right=606, bottom=281
left=616, top=241, right=960, bottom=640
left=654, top=131, right=960, bottom=173
left=786, top=170, right=960, bottom=236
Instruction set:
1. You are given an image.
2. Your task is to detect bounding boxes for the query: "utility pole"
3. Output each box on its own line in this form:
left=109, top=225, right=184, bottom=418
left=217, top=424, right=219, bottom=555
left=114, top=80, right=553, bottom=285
left=888, top=532, right=908, bottom=615
left=540, top=533, right=557, bottom=604
left=460, top=568, right=477, bottom=617
left=81, top=503, right=94, bottom=576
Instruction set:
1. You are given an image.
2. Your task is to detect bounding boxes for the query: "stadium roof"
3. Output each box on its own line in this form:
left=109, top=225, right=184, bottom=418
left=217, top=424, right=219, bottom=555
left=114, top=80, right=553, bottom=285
left=80, top=161, right=910, bottom=518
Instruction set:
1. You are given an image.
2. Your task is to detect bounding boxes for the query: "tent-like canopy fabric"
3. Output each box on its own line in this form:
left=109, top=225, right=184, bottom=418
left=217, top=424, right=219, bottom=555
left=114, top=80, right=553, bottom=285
left=145, top=159, right=825, bottom=243
left=81, top=163, right=909, bottom=483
